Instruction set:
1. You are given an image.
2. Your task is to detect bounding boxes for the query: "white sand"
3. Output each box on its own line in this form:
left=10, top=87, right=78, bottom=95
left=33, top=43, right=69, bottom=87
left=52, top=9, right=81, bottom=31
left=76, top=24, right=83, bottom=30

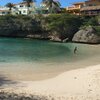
left=1, top=64, right=100, bottom=100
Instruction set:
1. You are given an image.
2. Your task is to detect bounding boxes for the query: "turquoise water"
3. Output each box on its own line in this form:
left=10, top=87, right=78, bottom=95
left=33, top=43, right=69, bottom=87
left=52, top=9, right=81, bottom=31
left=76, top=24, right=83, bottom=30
left=0, top=38, right=100, bottom=80
left=0, top=38, right=79, bottom=63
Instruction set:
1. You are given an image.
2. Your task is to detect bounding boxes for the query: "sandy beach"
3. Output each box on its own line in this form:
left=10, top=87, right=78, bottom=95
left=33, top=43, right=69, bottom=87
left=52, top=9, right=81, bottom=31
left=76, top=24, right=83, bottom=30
left=0, top=44, right=100, bottom=81
left=0, top=64, right=100, bottom=100
left=0, top=44, right=100, bottom=100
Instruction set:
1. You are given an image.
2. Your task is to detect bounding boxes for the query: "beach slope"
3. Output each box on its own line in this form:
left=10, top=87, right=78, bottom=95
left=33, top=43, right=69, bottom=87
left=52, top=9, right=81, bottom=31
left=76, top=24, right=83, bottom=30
left=1, top=64, right=100, bottom=100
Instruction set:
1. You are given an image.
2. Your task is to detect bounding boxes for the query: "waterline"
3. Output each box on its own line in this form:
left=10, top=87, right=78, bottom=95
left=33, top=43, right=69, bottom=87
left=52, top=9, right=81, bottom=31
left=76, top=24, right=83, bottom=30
left=0, top=38, right=100, bottom=81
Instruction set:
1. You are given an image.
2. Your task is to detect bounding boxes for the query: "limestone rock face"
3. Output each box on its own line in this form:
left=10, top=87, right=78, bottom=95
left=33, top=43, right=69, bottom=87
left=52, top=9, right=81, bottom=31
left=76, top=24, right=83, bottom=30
left=0, top=18, right=49, bottom=39
left=72, top=26, right=100, bottom=44
left=49, top=31, right=62, bottom=42
left=0, top=20, right=27, bottom=37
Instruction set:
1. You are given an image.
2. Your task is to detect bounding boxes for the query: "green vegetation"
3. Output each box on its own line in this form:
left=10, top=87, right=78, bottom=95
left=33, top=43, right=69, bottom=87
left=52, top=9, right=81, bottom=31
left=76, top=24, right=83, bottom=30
left=94, top=26, right=100, bottom=36
left=82, top=16, right=99, bottom=26
left=80, top=16, right=100, bottom=36
left=43, top=14, right=82, bottom=40
left=5, top=3, right=14, bottom=11
left=0, top=15, right=41, bottom=37
left=0, top=14, right=100, bottom=41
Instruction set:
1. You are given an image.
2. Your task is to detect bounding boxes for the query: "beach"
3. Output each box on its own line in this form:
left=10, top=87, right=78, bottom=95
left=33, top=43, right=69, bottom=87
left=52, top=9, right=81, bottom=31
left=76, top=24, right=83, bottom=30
left=0, top=44, right=100, bottom=100
left=0, top=64, right=100, bottom=100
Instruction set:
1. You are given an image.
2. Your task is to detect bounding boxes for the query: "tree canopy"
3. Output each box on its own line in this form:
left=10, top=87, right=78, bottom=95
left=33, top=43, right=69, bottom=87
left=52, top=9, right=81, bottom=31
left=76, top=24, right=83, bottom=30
left=5, top=3, right=13, bottom=11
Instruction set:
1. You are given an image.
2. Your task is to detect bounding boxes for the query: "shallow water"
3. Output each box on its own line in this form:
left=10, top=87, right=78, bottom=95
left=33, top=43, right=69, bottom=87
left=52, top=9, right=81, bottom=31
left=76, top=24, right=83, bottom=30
left=0, top=38, right=82, bottom=63
left=0, top=38, right=100, bottom=81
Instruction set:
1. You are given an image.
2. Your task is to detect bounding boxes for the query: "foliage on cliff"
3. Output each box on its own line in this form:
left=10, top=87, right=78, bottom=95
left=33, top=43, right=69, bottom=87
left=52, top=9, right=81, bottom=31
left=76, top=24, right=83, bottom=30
left=43, top=14, right=82, bottom=40
left=0, top=15, right=42, bottom=37
left=80, top=16, right=100, bottom=35
left=0, top=14, right=82, bottom=40
left=0, top=14, right=99, bottom=42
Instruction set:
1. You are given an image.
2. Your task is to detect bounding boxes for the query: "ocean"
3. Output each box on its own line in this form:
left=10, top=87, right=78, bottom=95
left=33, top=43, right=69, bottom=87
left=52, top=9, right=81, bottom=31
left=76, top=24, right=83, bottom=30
left=0, top=38, right=99, bottom=81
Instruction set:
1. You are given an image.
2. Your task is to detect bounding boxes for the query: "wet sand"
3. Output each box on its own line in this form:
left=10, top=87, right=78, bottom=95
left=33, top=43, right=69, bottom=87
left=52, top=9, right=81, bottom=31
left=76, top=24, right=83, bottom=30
left=0, top=44, right=100, bottom=100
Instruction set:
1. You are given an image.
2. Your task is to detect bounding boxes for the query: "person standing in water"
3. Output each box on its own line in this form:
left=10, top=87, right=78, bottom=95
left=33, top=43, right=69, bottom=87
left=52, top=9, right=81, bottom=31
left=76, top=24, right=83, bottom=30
left=74, top=47, right=77, bottom=54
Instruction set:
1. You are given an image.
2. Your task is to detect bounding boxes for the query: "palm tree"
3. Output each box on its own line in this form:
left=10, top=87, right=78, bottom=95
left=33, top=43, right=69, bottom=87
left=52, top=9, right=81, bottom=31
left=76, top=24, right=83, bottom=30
left=42, top=0, right=61, bottom=13
left=23, top=0, right=36, bottom=14
left=5, top=3, right=13, bottom=14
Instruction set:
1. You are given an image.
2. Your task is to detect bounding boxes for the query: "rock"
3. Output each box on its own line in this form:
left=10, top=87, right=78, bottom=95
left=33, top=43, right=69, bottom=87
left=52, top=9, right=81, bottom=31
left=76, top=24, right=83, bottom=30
left=49, top=31, right=62, bottom=42
left=62, top=38, right=69, bottom=43
left=26, top=34, right=49, bottom=40
left=72, top=26, right=100, bottom=44
left=50, top=36, right=62, bottom=42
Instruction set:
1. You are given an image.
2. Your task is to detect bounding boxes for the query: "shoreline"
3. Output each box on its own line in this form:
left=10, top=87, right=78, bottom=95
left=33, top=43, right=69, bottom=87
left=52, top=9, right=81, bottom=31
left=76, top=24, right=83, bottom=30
left=0, top=44, right=100, bottom=99
left=0, top=44, right=100, bottom=81
left=0, top=54, right=100, bottom=81
left=0, top=36, right=100, bottom=44
left=0, top=64, right=100, bottom=100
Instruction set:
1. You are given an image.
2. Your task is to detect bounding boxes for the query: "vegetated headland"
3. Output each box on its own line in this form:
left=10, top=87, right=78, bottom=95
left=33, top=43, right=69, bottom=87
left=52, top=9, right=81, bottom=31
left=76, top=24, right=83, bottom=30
left=0, top=14, right=100, bottom=100
left=0, top=14, right=100, bottom=44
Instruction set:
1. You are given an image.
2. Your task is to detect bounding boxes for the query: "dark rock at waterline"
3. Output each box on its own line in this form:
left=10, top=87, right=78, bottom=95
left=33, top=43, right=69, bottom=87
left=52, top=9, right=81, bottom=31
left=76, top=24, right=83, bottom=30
left=49, top=36, right=62, bottom=42
left=72, top=26, right=100, bottom=44
left=49, top=31, right=69, bottom=42
left=26, top=34, right=50, bottom=40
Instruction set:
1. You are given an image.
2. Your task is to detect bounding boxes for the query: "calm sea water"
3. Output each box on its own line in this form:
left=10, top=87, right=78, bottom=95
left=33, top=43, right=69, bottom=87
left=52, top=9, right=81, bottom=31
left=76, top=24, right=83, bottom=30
left=0, top=38, right=100, bottom=80
left=0, top=38, right=81, bottom=63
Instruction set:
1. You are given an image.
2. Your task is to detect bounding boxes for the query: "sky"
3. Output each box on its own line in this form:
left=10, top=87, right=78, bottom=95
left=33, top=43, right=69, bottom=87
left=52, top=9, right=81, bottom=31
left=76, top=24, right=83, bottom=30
left=0, top=0, right=86, bottom=7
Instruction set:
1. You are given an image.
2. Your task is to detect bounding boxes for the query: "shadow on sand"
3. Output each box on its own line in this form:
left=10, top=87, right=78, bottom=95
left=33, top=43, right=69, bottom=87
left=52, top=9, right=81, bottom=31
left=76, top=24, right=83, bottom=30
left=0, top=75, right=18, bottom=87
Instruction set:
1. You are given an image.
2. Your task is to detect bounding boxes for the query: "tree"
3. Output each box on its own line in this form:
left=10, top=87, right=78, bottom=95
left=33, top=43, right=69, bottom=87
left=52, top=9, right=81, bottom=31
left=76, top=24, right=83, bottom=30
left=23, top=0, right=36, bottom=15
left=5, top=3, right=13, bottom=13
left=87, top=17, right=98, bottom=26
left=42, top=0, right=61, bottom=13
left=45, top=14, right=82, bottom=41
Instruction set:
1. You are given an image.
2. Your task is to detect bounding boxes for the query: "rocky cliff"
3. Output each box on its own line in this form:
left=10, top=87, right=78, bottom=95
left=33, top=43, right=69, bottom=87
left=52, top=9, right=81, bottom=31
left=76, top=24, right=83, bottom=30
left=0, top=15, right=49, bottom=39
left=72, top=26, right=100, bottom=44
left=0, top=16, right=100, bottom=44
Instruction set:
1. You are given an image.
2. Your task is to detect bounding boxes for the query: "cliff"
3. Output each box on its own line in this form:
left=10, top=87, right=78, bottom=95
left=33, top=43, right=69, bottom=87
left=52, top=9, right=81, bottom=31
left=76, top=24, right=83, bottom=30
left=72, top=26, right=100, bottom=44
left=0, top=15, right=100, bottom=44
left=0, top=15, right=49, bottom=39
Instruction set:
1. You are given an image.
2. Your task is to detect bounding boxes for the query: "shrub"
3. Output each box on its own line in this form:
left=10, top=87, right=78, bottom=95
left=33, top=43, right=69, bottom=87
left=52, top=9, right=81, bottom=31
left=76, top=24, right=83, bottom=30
left=44, top=14, right=82, bottom=40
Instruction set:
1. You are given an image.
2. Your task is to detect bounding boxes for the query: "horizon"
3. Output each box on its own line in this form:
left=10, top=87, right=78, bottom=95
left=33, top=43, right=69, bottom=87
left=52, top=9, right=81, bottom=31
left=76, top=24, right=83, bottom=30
left=0, top=0, right=86, bottom=7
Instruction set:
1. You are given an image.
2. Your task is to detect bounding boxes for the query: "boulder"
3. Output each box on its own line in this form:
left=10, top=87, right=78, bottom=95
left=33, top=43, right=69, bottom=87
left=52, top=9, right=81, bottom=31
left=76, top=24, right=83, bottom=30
left=49, top=31, right=62, bottom=42
left=50, top=36, right=61, bottom=42
left=72, top=26, right=100, bottom=44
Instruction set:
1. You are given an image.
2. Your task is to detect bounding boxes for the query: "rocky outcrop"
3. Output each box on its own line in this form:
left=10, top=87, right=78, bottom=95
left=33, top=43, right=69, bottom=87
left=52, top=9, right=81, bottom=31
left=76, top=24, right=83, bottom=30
left=0, top=16, right=100, bottom=44
left=26, top=33, right=50, bottom=40
left=0, top=16, right=51, bottom=39
left=49, top=31, right=62, bottom=42
left=72, top=26, right=100, bottom=44
left=0, top=26, right=26, bottom=37
left=0, top=19, right=27, bottom=37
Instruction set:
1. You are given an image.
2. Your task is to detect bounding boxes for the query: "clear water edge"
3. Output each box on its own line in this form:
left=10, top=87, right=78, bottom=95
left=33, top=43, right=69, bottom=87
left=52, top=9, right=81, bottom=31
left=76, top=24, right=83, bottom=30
left=0, top=38, right=99, bottom=81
